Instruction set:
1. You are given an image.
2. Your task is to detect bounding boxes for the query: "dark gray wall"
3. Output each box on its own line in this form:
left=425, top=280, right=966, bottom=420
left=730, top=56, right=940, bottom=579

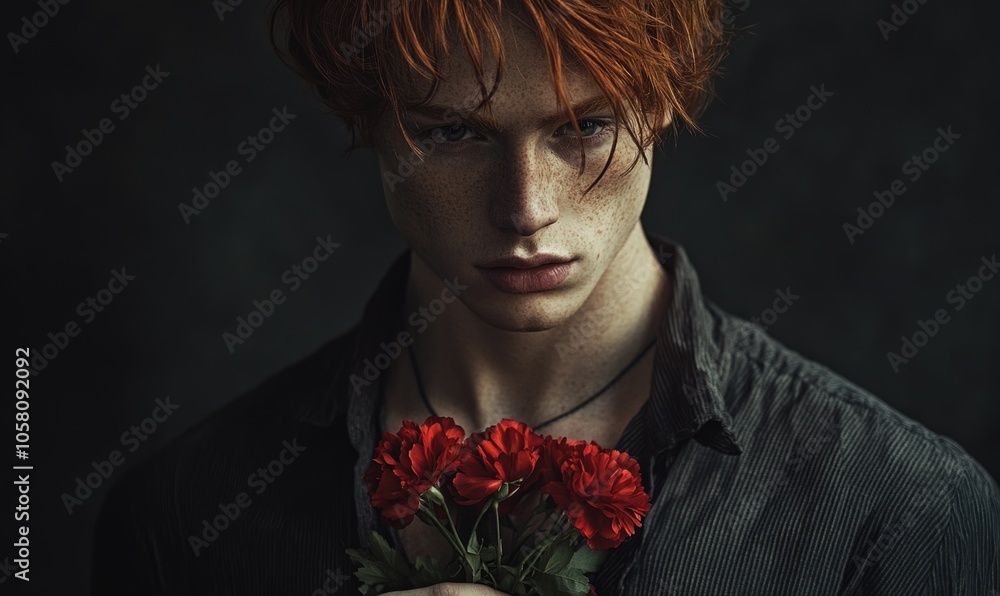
left=2, top=0, right=997, bottom=592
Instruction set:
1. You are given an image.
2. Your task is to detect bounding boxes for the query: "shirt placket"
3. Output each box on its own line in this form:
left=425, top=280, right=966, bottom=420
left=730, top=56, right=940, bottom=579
left=589, top=396, right=667, bottom=594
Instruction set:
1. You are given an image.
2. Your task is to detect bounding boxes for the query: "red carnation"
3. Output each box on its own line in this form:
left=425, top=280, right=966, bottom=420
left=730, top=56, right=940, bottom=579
left=365, top=417, right=465, bottom=528
left=543, top=443, right=652, bottom=549
left=536, top=435, right=590, bottom=487
left=453, top=419, right=545, bottom=508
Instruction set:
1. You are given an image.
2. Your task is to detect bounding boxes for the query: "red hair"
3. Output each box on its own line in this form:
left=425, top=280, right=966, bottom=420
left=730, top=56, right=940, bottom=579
left=269, top=0, right=728, bottom=184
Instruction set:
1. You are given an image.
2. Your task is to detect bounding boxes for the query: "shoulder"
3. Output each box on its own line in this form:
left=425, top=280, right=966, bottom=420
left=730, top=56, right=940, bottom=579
left=160, top=324, right=355, bottom=463
left=706, top=299, right=999, bottom=508
left=705, top=303, right=1000, bottom=582
left=91, top=326, right=364, bottom=591
left=95, top=324, right=360, bottom=527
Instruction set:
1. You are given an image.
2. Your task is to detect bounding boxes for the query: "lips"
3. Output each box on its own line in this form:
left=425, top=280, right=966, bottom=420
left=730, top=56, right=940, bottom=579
left=477, top=254, right=573, bottom=269
left=475, top=254, right=575, bottom=293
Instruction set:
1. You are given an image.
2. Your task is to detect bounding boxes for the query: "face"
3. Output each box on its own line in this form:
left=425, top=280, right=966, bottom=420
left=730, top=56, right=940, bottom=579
left=371, top=12, right=657, bottom=332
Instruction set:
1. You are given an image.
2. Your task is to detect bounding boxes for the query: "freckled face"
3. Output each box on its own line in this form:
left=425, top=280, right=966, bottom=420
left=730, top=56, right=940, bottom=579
left=371, top=14, right=655, bottom=332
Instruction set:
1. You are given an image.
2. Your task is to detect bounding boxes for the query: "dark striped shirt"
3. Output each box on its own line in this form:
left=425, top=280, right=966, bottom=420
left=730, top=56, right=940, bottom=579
left=92, top=234, right=1000, bottom=595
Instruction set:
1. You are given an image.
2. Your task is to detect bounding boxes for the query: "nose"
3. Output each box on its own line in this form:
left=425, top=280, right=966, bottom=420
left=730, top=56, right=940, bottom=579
left=489, top=145, right=559, bottom=236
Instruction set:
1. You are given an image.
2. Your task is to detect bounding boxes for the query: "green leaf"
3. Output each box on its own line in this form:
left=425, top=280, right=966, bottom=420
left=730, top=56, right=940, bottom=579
left=346, top=532, right=416, bottom=593
left=539, top=539, right=574, bottom=573
left=529, top=567, right=591, bottom=596
left=412, top=554, right=448, bottom=586
left=465, top=535, right=483, bottom=575
left=467, top=535, right=483, bottom=555
left=525, top=538, right=596, bottom=596
left=496, top=565, right=522, bottom=594
left=568, top=543, right=606, bottom=574
left=345, top=547, right=372, bottom=567
left=444, top=557, right=467, bottom=583
left=480, top=545, right=499, bottom=566
left=372, top=532, right=415, bottom=578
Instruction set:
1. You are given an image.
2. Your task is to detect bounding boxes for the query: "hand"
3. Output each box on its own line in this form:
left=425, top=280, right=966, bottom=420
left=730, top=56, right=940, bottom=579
left=383, top=583, right=510, bottom=596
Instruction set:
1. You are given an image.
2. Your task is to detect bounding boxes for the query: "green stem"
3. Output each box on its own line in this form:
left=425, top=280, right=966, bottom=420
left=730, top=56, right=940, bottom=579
left=520, top=528, right=578, bottom=583
left=493, top=501, right=503, bottom=573
left=465, top=500, right=493, bottom=551
left=441, top=500, right=463, bottom=549
left=517, top=512, right=570, bottom=582
left=422, top=505, right=472, bottom=578
left=480, top=560, right=498, bottom=586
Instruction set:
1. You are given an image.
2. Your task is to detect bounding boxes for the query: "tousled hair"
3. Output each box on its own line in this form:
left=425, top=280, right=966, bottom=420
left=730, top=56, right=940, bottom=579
left=269, top=0, right=729, bottom=187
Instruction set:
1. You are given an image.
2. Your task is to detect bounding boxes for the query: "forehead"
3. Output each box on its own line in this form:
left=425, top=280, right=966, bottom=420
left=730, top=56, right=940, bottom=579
left=397, top=11, right=600, bottom=121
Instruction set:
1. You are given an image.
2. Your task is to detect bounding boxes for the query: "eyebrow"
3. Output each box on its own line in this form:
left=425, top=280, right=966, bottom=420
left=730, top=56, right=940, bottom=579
left=402, top=95, right=612, bottom=133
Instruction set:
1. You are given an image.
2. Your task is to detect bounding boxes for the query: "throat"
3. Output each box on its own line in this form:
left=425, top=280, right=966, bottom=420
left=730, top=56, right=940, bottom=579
left=383, top=228, right=670, bottom=438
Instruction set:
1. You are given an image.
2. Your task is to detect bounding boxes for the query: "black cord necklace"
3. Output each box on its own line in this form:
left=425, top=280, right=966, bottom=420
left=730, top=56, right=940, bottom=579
left=406, top=337, right=657, bottom=432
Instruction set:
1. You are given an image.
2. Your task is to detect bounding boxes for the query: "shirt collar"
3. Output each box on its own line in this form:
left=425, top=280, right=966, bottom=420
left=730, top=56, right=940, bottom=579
left=297, top=232, right=744, bottom=457
left=644, top=234, right=743, bottom=456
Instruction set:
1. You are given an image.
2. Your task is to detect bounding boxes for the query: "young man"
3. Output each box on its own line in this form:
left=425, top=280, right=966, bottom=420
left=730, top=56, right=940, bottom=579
left=92, top=1, right=999, bottom=594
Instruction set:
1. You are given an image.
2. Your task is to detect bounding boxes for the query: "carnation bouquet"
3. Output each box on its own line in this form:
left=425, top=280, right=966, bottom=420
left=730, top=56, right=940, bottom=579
left=346, top=417, right=652, bottom=595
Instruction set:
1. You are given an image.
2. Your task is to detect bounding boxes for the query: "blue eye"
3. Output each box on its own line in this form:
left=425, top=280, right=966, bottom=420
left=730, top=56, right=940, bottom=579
left=579, top=120, right=601, bottom=137
left=558, top=119, right=613, bottom=139
left=413, top=117, right=615, bottom=151
left=430, top=124, right=473, bottom=143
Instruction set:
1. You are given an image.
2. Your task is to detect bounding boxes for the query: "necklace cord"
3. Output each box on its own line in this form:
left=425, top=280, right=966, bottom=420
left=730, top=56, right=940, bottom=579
left=406, top=337, right=657, bottom=432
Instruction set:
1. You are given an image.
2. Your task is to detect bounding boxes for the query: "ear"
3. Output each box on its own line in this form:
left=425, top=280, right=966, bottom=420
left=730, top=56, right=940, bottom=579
left=657, top=107, right=674, bottom=132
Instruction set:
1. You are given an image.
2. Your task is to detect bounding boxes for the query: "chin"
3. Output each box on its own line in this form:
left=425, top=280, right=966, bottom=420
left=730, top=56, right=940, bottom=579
left=461, top=285, right=582, bottom=333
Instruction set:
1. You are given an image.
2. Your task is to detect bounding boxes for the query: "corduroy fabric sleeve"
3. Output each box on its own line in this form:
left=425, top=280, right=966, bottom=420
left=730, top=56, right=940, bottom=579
left=915, top=447, right=1000, bottom=595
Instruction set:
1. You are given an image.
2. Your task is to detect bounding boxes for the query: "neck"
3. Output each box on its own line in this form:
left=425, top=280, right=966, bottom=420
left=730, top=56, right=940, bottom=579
left=399, top=223, right=671, bottom=434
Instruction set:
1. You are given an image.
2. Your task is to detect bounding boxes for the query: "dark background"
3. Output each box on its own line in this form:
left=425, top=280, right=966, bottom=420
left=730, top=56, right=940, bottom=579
left=2, top=0, right=998, bottom=592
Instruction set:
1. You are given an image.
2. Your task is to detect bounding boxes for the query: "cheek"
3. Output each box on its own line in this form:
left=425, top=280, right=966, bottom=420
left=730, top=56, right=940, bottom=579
left=379, top=136, right=651, bottom=244
left=381, top=159, right=479, bottom=251
left=577, top=149, right=652, bottom=231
